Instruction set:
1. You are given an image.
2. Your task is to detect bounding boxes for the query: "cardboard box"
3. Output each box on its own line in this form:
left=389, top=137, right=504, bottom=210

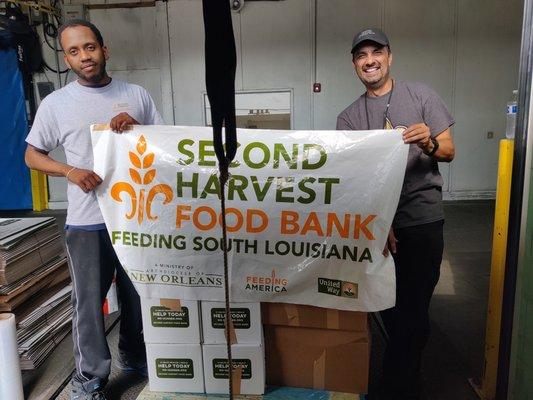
left=261, top=302, right=368, bottom=331
left=146, top=343, right=204, bottom=393
left=201, top=301, right=262, bottom=344
left=141, top=298, right=201, bottom=344
left=202, top=344, right=265, bottom=395
left=264, top=325, right=369, bottom=394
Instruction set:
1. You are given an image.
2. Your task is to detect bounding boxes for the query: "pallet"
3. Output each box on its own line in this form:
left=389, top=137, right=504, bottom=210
left=137, top=385, right=366, bottom=399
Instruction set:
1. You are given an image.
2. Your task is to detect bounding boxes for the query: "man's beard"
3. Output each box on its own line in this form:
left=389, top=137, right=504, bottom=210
left=364, top=73, right=388, bottom=90
left=74, top=60, right=107, bottom=84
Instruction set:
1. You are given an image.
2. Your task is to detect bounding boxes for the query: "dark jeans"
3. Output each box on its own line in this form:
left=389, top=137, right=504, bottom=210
left=65, top=229, right=145, bottom=384
left=380, top=220, right=444, bottom=399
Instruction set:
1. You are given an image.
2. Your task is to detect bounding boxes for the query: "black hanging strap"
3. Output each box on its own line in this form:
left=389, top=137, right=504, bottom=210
left=202, top=1, right=238, bottom=398
left=203, top=0, right=238, bottom=173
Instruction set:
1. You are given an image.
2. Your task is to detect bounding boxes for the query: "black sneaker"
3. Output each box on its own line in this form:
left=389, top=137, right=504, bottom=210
left=115, top=353, right=148, bottom=377
left=70, top=376, right=107, bottom=400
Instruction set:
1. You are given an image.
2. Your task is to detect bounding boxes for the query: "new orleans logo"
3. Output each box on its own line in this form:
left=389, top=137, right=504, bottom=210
left=111, top=135, right=173, bottom=224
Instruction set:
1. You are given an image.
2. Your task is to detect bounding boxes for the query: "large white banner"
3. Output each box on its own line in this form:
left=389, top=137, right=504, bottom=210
left=91, top=125, right=407, bottom=311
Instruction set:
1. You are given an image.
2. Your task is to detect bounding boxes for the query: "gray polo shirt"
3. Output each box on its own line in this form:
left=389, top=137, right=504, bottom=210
left=336, top=80, right=454, bottom=229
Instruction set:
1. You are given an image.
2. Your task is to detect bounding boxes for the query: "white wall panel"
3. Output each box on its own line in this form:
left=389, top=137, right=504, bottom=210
left=89, top=8, right=159, bottom=70
left=167, top=0, right=206, bottom=125
left=452, top=0, right=523, bottom=192
left=384, top=0, right=455, bottom=191
left=239, top=0, right=312, bottom=129
left=314, top=0, right=382, bottom=130
left=167, top=0, right=243, bottom=126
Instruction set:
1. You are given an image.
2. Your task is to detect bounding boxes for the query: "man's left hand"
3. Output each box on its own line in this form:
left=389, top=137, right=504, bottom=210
left=110, top=112, right=140, bottom=133
left=402, top=123, right=432, bottom=151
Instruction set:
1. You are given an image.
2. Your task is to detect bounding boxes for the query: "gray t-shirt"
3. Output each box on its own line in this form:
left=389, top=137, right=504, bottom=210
left=336, top=80, right=454, bottom=228
left=26, top=79, right=164, bottom=226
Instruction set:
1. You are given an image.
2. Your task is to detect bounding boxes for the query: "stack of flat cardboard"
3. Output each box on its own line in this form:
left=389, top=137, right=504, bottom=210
left=17, top=286, right=73, bottom=369
left=0, top=217, right=64, bottom=285
left=262, top=303, right=370, bottom=394
left=0, top=217, right=72, bottom=369
left=0, top=256, right=70, bottom=316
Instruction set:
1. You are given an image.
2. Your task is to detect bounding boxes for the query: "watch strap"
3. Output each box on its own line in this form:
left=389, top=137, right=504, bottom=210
left=424, top=137, right=439, bottom=157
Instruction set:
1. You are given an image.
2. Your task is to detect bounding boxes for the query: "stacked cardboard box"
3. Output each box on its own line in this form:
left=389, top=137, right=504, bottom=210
left=142, top=299, right=265, bottom=395
left=0, top=217, right=72, bottom=370
left=142, top=298, right=204, bottom=393
left=262, top=302, right=370, bottom=394
left=201, top=301, right=265, bottom=395
left=143, top=299, right=367, bottom=395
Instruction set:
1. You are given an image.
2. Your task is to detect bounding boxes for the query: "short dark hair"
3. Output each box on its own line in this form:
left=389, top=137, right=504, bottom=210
left=58, top=19, right=104, bottom=48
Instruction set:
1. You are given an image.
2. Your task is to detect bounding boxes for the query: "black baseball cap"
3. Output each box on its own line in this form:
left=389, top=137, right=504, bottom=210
left=351, top=28, right=390, bottom=54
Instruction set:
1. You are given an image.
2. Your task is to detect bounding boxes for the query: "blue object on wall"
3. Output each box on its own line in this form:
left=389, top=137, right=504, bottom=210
left=0, top=33, right=32, bottom=210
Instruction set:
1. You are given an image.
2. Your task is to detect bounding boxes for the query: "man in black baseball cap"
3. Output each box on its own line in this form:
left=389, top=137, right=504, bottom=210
left=338, top=28, right=456, bottom=400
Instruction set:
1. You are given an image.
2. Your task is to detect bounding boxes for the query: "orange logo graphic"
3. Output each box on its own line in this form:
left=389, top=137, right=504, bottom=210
left=111, top=135, right=173, bottom=224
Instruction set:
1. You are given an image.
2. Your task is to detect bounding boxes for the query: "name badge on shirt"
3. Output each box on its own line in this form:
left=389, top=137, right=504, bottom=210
left=113, top=102, right=132, bottom=113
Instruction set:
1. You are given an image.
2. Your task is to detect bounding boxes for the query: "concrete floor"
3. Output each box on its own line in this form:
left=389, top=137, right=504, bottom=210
left=55, top=322, right=148, bottom=400
left=424, top=201, right=493, bottom=399
left=3, top=200, right=493, bottom=399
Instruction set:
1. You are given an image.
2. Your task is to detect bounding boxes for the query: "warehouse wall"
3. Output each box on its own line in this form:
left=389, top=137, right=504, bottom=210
left=39, top=0, right=523, bottom=205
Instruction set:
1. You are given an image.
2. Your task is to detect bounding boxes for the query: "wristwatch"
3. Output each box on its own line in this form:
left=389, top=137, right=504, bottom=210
left=424, top=137, right=439, bottom=157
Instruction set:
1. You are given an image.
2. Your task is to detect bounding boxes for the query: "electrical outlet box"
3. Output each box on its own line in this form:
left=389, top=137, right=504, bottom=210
left=62, top=4, right=87, bottom=22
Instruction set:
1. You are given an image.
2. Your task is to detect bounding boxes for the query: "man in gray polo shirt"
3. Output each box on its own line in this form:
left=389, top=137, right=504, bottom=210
left=337, top=28, right=455, bottom=399
left=25, top=20, right=164, bottom=400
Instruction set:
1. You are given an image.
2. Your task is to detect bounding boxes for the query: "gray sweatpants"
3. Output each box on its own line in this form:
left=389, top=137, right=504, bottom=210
left=65, top=229, right=144, bottom=383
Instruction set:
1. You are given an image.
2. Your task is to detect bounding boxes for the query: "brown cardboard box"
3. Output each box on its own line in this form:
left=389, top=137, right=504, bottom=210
left=261, top=302, right=368, bottom=332
left=264, top=325, right=369, bottom=394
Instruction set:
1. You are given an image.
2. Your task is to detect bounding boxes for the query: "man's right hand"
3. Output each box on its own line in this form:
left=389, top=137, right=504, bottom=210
left=66, top=168, right=103, bottom=193
left=382, top=228, right=398, bottom=257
